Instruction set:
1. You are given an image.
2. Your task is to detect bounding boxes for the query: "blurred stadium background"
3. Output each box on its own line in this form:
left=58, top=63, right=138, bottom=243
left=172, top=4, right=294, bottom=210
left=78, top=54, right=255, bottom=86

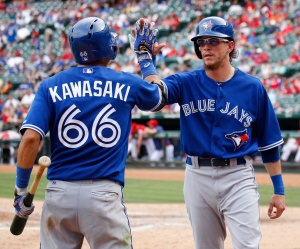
left=0, top=0, right=300, bottom=171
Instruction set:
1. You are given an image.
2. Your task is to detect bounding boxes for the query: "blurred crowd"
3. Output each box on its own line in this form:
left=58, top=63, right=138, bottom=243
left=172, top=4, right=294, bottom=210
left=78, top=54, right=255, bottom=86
left=0, top=0, right=300, bottom=124
left=1, top=0, right=300, bottom=163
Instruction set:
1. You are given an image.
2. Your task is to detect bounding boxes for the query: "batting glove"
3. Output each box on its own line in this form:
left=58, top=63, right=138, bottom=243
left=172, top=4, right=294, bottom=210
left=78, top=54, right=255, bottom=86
left=129, top=19, right=158, bottom=61
left=13, top=187, right=35, bottom=219
left=129, top=19, right=158, bottom=78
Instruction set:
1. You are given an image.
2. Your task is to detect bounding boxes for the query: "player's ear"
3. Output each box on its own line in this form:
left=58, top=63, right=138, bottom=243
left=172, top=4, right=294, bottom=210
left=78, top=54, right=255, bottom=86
left=228, top=41, right=235, bottom=53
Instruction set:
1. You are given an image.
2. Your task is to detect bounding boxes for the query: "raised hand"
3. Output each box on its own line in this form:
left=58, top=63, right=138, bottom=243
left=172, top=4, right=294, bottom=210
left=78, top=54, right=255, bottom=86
left=129, top=19, right=158, bottom=61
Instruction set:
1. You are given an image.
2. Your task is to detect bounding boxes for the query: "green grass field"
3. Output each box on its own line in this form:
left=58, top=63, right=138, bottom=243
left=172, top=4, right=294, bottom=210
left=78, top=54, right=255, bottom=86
left=0, top=172, right=299, bottom=206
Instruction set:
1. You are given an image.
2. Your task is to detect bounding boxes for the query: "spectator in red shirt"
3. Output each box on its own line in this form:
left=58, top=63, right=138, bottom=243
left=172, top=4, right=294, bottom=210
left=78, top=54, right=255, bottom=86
left=244, top=0, right=256, bottom=13
left=275, top=30, right=286, bottom=46
left=166, top=45, right=178, bottom=57
left=238, top=32, right=248, bottom=46
left=162, top=12, right=180, bottom=32
left=251, top=48, right=269, bottom=65
left=128, top=122, right=146, bottom=159
left=61, top=47, right=73, bottom=61
left=0, top=1, right=6, bottom=11
left=290, top=73, right=300, bottom=94
left=248, top=17, right=261, bottom=29
left=269, top=73, right=283, bottom=90
left=285, top=49, right=300, bottom=64
left=279, top=77, right=296, bottom=95
left=281, top=19, right=295, bottom=35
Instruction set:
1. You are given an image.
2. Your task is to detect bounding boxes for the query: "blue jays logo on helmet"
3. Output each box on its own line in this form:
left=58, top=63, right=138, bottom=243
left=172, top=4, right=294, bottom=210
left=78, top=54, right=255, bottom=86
left=225, top=130, right=249, bottom=151
left=202, top=20, right=213, bottom=31
left=69, top=17, right=118, bottom=64
left=191, top=16, right=235, bottom=59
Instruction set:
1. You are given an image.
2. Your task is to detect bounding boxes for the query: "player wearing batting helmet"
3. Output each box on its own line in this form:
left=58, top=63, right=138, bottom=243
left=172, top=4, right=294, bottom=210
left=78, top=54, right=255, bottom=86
left=130, top=16, right=285, bottom=249
left=14, top=17, right=167, bottom=249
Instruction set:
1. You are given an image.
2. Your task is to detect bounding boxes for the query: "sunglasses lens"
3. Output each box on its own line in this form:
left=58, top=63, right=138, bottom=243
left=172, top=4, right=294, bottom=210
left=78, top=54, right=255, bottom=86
left=197, top=39, right=205, bottom=46
left=208, top=38, right=220, bottom=46
left=197, top=38, right=221, bottom=47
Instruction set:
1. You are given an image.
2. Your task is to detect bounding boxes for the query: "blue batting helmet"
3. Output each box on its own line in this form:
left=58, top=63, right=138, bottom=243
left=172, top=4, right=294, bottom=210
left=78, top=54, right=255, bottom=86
left=191, top=16, right=234, bottom=59
left=69, top=17, right=118, bottom=64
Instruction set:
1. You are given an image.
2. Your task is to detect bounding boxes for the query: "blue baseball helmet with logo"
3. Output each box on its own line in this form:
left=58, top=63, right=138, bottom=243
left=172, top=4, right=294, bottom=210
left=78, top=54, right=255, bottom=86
left=69, top=17, right=118, bottom=64
left=191, top=16, right=234, bottom=59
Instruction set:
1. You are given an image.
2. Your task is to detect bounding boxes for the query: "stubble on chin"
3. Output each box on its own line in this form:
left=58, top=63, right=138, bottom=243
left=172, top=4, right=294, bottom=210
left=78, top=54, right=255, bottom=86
left=203, top=53, right=226, bottom=71
left=204, top=62, right=220, bottom=71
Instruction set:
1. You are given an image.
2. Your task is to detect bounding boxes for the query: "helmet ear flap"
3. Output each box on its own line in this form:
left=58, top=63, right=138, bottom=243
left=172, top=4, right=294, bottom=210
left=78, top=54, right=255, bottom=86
left=194, top=42, right=202, bottom=59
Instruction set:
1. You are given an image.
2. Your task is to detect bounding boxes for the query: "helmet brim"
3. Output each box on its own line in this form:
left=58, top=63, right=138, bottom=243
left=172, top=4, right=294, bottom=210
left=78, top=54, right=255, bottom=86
left=191, top=32, right=234, bottom=41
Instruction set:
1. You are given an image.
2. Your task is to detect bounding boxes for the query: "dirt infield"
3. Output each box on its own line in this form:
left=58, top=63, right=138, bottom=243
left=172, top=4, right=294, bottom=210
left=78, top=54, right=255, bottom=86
left=1, top=166, right=300, bottom=249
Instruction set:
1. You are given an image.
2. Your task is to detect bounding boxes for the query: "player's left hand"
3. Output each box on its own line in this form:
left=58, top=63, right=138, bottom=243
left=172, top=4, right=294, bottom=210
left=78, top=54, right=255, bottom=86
left=267, top=194, right=285, bottom=219
left=13, top=188, right=35, bottom=219
left=129, top=18, right=165, bottom=59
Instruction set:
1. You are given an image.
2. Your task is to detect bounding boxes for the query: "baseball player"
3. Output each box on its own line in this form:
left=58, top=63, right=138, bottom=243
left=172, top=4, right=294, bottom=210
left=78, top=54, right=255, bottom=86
left=281, top=137, right=300, bottom=162
left=13, top=17, right=166, bottom=249
left=145, top=119, right=174, bottom=163
left=128, top=121, right=152, bottom=159
left=129, top=16, right=286, bottom=248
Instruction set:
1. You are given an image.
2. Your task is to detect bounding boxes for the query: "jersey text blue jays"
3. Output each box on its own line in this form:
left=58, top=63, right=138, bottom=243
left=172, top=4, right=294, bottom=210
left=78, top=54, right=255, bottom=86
left=181, top=100, right=252, bottom=127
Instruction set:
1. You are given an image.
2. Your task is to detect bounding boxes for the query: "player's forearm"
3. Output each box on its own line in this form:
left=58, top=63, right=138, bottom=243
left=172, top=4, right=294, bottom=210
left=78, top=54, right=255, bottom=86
left=137, top=133, right=143, bottom=151
left=264, top=160, right=285, bottom=195
left=264, top=160, right=282, bottom=176
left=144, top=127, right=158, bottom=135
left=145, top=74, right=161, bottom=84
left=17, top=129, right=41, bottom=169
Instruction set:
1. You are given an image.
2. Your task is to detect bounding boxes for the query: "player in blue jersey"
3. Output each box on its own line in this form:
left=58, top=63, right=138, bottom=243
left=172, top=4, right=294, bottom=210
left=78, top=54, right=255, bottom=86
left=13, top=17, right=166, bottom=249
left=130, top=16, right=286, bottom=249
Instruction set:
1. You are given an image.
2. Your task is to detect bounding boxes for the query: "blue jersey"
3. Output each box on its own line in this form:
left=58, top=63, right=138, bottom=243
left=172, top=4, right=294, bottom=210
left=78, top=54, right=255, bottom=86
left=162, top=68, right=283, bottom=158
left=20, top=66, right=162, bottom=185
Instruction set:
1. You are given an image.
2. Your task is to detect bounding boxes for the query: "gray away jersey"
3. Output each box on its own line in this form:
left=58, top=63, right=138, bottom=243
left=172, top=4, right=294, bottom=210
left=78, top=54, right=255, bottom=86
left=20, top=66, right=162, bottom=185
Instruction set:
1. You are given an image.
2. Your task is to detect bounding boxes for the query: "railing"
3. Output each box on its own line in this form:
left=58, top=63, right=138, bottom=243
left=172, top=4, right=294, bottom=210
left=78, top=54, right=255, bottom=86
left=1, top=131, right=300, bottom=172
left=130, top=130, right=300, bottom=172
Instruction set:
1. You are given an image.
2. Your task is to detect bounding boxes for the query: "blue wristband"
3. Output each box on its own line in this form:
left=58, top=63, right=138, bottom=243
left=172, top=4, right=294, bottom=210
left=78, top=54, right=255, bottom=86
left=271, top=174, right=285, bottom=195
left=16, top=164, right=33, bottom=188
left=152, top=55, right=156, bottom=67
left=138, top=60, right=157, bottom=79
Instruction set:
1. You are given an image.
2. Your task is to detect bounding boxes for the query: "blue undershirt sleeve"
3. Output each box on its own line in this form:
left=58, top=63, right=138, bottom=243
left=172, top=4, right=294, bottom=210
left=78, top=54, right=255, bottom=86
left=260, top=146, right=280, bottom=163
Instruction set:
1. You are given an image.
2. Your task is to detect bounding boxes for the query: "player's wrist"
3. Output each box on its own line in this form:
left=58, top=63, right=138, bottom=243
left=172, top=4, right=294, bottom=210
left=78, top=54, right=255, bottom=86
left=138, top=59, right=157, bottom=79
left=14, top=186, right=28, bottom=196
left=271, top=174, right=285, bottom=195
left=16, top=164, right=32, bottom=189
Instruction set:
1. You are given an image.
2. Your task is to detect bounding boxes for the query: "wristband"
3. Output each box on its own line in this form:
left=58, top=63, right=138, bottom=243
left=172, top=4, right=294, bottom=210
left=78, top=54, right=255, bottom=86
left=139, top=59, right=157, bottom=79
left=152, top=55, right=156, bottom=67
left=271, top=174, right=285, bottom=195
left=16, top=164, right=33, bottom=188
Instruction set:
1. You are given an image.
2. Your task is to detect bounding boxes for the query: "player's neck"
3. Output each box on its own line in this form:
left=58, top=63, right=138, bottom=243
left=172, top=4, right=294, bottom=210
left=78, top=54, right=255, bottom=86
left=77, top=58, right=110, bottom=67
left=205, top=65, right=235, bottom=83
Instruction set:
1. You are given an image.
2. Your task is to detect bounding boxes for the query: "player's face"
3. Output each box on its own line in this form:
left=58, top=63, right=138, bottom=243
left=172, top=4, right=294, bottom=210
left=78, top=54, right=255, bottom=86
left=197, top=36, right=232, bottom=70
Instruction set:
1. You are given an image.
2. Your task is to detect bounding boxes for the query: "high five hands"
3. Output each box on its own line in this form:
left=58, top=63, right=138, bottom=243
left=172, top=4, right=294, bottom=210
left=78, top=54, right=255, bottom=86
left=129, top=18, right=165, bottom=60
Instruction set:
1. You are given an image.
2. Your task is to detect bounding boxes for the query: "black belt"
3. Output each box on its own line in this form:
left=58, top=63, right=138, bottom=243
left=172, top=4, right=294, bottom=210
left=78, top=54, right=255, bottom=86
left=186, top=157, right=245, bottom=167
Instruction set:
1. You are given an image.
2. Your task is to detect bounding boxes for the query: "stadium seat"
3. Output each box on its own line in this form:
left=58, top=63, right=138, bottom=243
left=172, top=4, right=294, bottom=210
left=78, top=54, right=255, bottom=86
left=221, top=1, right=231, bottom=12
left=165, top=57, right=179, bottom=66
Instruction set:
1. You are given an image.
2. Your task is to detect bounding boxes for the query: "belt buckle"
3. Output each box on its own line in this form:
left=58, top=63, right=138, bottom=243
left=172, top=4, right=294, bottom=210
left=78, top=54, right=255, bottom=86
left=211, top=158, right=222, bottom=168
